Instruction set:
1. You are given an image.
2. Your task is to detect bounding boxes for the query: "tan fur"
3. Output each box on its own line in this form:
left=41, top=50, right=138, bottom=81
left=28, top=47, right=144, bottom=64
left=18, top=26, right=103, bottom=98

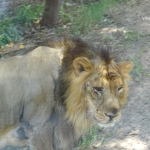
left=0, top=46, right=62, bottom=149
left=0, top=38, right=133, bottom=150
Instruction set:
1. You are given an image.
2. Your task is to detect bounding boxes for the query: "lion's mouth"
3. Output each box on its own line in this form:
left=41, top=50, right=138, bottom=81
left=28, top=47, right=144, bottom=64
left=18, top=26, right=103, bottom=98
left=94, top=116, right=116, bottom=127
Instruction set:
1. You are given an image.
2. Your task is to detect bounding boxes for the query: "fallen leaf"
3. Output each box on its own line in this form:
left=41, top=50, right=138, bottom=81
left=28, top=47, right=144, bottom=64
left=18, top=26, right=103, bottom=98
left=34, top=19, right=40, bottom=24
left=128, top=130, right=140, bottom=136
left=19, top=44, right=25, bottom=49
left=6, top=43, right=14, bottom=48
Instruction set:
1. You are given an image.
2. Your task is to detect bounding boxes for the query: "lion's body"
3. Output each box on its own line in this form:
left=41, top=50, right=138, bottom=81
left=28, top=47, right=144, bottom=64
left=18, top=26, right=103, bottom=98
left=0, top=46, right=62, bottom=148
left=0, top=39, right=133, bottom=150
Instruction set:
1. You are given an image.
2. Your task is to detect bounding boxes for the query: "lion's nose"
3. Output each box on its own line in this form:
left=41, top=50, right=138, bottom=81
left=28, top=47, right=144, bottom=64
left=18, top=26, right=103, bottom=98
left=111, top=108, right=118, bottom=115
left=105, top=113, right=116, bottom=121
left=105, top=108, right=119, bottom=121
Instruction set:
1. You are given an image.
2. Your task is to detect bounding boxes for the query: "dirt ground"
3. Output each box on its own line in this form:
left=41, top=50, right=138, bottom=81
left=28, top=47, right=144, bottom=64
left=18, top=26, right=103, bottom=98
left=1, top=0, right=150, bottom=150
left=88, top=0, right=150, bottom=150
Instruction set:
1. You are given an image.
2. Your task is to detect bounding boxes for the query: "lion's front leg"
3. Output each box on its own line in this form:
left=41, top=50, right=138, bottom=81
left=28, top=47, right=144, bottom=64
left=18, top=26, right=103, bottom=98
left=0, top=124, right=28, bottom=149
left=28, top=124, right=54, bottom=150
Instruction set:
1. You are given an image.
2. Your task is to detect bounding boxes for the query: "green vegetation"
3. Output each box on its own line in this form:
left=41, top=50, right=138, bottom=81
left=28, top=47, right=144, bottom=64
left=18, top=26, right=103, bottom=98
left=131, top=55, right=144, bottom=80
left=0, top=0, right=124, bottom=47
left=123, top=30, right=144, bottom=42
left=79, top=126, right=98, bottom=149
left=78, top=126, right=113, bottom=149
left=14, top=4, right=44, bottom=26
left=58, top=0, right=122, bottom=35
left=0, top=4, right=44, bottom=47
left=0, top=17, right=21, bottom=46
left=130, top=49, right=147, bottom=80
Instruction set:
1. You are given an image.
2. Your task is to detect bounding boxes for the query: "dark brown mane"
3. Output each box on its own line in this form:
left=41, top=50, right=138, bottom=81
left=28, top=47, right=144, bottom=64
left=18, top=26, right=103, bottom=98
left=62, top=38, right=94, bottom=68
left=99, top=45, right=113, bottom=64
left=62, top=38, right=113, bottom=67
left=43, top=38, right=113, bottom=66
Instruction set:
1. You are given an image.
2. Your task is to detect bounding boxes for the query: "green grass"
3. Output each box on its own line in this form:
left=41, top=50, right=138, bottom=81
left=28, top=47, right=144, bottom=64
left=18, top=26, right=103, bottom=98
left=78, top=126, right=98, bottom=149
left=0, top=17, right=22, bottom=46
left=57, top=0, right=123, bottom=35
left=130, top=56, right=143, bottom=80
left=130, top=50, right=147, bottom=80
left=123, top=31, right=144, bottom=42
left=0, top=4, right=44, bottom=48
left=78, top=126, right=113, bottom=149
left=13, top=4, right=44, bottom=26
left=0, top=0, right=124, bottom=47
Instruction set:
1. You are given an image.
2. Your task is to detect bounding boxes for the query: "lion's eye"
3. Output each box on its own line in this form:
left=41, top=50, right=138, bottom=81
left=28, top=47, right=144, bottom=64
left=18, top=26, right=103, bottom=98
left=118, top=87, right=123, bottom=93
left=93, top=87, right=103, bottom=93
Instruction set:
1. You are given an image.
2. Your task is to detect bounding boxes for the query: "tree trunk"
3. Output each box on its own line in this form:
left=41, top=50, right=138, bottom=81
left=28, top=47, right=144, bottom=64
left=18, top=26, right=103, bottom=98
left=40, top=0, right=62, bottom=27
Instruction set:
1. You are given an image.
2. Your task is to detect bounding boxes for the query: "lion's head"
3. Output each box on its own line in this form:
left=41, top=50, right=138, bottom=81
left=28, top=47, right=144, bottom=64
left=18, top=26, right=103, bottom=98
left=57, top=38, right=134, bottom=136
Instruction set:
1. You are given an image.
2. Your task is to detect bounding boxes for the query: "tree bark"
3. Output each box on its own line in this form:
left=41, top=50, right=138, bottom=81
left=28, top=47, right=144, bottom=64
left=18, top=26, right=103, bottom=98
left=40, top=0, right=62, bottom=27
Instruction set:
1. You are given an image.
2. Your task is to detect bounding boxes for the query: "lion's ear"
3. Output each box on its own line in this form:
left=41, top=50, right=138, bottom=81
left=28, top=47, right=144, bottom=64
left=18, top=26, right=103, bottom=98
left=73, top=57, right=93, bottom=75
left=118, top=61, right=134, bottom=79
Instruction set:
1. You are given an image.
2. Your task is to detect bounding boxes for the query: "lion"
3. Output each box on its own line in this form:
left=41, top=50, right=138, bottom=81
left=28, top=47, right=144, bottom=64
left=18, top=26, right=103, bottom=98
left=0, top=38, right=133, bottom=150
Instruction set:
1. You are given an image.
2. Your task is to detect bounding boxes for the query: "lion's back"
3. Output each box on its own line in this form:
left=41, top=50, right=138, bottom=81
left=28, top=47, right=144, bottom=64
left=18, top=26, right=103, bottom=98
left=0, top=46, right=62, bottom=129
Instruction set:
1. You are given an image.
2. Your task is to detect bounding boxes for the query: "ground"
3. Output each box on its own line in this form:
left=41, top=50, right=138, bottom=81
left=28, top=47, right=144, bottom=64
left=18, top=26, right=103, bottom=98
left=1, top=0, right=150, bottom=150
left=88, top=0, right=150, bottom=149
